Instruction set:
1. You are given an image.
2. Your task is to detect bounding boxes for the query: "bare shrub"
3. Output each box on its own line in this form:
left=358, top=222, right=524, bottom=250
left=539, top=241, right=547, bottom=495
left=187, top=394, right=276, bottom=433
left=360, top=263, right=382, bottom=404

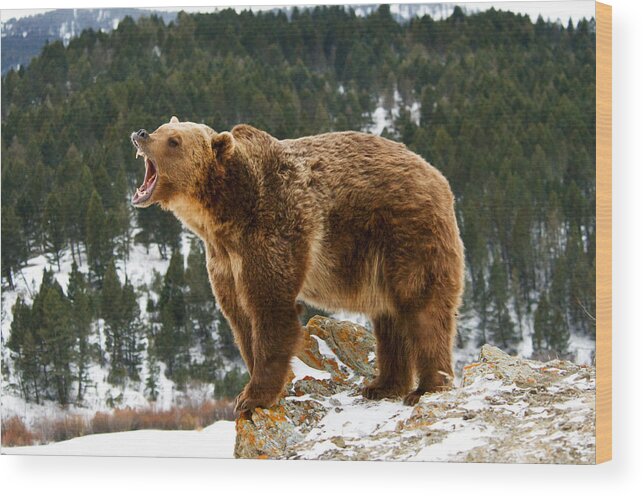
left=1, top=416, right=37, bottom=447
left=49, top=415, right=87, bottom=443
left=5, top=399, right=235, bottom=446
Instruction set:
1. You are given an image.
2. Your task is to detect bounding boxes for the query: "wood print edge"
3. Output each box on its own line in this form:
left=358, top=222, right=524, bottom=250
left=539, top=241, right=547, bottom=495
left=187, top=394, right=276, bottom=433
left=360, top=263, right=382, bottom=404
left=595, top=0, right=612, bottom=465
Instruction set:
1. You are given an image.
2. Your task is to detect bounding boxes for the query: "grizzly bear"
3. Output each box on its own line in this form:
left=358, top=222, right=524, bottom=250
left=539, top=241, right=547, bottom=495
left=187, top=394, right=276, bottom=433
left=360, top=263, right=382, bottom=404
left=130, top=116, right=464, bottom=411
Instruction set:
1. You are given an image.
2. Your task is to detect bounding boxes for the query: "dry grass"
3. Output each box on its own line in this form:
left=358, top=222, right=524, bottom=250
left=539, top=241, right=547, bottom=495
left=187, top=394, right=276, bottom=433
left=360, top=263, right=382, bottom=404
left=1, top=416, right=36, bottom=447
left=2, top=400, right=235, bottom=447
left=91, top=400, right=235, bottom=434
left=47, top=415, right=89, bottom=443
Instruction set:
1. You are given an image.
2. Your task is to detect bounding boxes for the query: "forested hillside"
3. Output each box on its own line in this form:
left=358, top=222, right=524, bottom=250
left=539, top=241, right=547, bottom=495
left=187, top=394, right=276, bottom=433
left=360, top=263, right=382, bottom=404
left=1, top=6, right=596, bottom=410
left=0, top=9, right=179, bottom=74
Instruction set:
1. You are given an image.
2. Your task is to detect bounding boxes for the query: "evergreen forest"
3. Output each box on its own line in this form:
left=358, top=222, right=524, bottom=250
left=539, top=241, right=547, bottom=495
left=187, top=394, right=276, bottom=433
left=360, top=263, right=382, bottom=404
left=1, top=5, right=596, bottom=407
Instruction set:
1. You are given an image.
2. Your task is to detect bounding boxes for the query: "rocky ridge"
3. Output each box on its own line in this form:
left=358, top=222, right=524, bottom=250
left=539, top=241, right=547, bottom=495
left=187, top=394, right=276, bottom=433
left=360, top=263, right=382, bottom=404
left=235, top=316, right=595, bottom=464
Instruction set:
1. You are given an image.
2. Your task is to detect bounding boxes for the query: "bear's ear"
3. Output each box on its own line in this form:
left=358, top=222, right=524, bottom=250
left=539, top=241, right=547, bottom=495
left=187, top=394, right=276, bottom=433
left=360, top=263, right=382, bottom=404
left=170, top=116, right=180, bottom=124
left=212, top=131, right=235, bottom=161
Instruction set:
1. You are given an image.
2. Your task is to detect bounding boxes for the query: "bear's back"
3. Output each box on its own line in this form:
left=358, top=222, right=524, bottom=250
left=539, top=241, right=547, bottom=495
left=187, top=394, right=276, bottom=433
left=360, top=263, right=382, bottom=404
left=279, top=130, right=453, bottom=214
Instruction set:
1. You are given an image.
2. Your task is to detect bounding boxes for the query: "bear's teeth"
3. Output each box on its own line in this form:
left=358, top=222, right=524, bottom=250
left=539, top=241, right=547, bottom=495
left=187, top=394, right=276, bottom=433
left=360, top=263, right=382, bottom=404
left=136, top=150, right=143, bottom=158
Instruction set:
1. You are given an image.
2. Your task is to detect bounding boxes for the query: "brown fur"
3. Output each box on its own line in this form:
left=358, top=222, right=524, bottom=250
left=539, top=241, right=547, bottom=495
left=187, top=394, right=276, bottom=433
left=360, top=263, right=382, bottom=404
left=131, top=118, right=465, bottom=411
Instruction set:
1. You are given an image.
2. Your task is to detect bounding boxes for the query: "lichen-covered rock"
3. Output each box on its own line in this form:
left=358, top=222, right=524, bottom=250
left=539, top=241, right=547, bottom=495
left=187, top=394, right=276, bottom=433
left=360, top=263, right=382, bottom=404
left=305, top=316, right=377, bottom=380
left=234, top=317, right=596, bottom=464
left=234, top=404, right=302, bottom=459
left=462, top=344, right=550, bottom=388
left=296, top=331, right=350, bottom=382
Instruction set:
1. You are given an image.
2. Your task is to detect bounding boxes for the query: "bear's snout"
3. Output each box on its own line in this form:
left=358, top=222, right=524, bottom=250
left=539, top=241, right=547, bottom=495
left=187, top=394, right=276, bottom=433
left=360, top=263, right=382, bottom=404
left=131, top=129, right=150, bottom=150
left=134, top=129, right=149, bottom=141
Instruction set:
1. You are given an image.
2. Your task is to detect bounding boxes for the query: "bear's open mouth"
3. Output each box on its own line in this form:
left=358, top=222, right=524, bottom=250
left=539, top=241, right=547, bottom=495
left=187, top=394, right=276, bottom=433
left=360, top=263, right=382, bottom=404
left=132, top=151, right=158, bottom=205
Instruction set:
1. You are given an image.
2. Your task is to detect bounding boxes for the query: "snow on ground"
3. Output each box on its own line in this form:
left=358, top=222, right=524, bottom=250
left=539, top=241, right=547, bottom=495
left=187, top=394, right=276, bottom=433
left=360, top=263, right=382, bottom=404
left=291, top=357, right=332, bottom=381
left=365, top=89, right=420, bottom=136
left=569, top=332, right=595, bottom=366
left=1, top=231, right=218, bottom=428
left=1, top=230, right=196, bottom=331
left=236, top=335, right=596, bottom=463
left=304, top=390, right=414, bottom=443
left=411, top=419, right=494, bottom=462
left=367, top=105, right=395, bottom=136
left=2, top=420, right=236, bottom=458
left=116, top=233, right=174, bottom=288
left=2, top=251, right=73, bottom=330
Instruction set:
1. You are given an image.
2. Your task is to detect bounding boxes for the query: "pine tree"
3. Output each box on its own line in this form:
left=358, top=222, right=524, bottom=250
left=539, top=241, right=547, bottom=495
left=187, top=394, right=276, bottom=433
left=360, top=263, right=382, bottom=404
left=101, top=259, right=127, bottom=384
left=214, top=366, right=249, bottom=400
left=135, top=209, right=182, bottom=259
left=43, top=191, right=66, bottom=270
left=27, top=270, right=58, bottom=402
left=57, top=145, right=86, bottom=264
left=534, top=291, right=570, bottom=357
left=144, top=346, right=160, bottom=401
left=41, top=282, right=75, bottom=405
left=112, top=166, right=133, bottom=265
left=185, top=239, right=216, bottom=345
left=1, top=206, right=26, bottom=288
left=85, top=190, right=112, bottom=283
left=121, top=279, right=143, bottom=380
left=547, top=256, right=571, bottom=354
left=487, top=257, right=519, bottom=353
left=154, top=251, right=190, bottom=385
left=75, top=164, right=95, bottom=263
left=216, top=313, right=240, bottom=361
left=533, top=291, right=550, bottom=353
left=7, top=297, right=41, bottom=401
left=15, top=160, right=48, bottom=251
left=67, top=262, right=93, bottom=401
left=135, top=206, right=156, bottom=252
left=157, top=211, right=183, bottom=259
left=472, top=268, right=489, bottom=347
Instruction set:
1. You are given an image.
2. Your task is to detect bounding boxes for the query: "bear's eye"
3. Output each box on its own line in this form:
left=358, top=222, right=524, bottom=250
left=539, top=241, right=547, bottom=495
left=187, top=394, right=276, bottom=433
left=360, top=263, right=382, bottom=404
left=168, top=138, right=179, bottom=148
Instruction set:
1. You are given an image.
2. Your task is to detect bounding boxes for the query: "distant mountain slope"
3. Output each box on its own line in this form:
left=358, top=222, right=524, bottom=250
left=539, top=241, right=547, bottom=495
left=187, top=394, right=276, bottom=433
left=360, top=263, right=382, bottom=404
left=1, top=4, right=461, bottom=74
left=1, top=8, right=178, bottom=74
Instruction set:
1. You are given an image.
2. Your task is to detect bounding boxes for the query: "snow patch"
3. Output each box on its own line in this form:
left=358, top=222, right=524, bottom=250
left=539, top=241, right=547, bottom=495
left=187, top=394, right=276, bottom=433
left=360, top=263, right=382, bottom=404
left=291, top=357, right=332, bottom=381
left=2, top=421, right=236, bottom=458
left=411, top=421, right=494, bottom=462
left=301, top=391, right=413, bottom=446
left=365, top=89, right=420, bottom=136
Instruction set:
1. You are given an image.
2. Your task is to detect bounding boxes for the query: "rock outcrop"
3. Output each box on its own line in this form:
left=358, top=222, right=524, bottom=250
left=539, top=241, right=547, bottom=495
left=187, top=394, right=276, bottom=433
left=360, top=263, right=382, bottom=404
left=234, top=316, right=596, bottom=464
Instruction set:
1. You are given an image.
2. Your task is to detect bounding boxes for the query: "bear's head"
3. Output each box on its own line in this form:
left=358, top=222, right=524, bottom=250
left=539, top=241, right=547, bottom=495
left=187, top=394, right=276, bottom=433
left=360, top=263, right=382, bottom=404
left=130, top=116, right=234, bottom=208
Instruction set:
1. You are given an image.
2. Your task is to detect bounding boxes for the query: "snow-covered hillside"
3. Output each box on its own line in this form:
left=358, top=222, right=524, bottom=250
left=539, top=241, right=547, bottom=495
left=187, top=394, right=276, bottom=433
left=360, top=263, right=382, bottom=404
left=1, top=231, right=226, bottom=428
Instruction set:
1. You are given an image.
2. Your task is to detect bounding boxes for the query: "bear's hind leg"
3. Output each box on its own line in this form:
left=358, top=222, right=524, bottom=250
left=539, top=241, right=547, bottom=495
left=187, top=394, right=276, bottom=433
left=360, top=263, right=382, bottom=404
left=402, top=302, right=456, bottom=406
left=362, top=314, right=414, bottom=400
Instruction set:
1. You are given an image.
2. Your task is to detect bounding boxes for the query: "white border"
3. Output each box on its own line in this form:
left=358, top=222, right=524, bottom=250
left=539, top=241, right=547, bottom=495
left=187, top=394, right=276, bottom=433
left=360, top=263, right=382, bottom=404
left=1, top=0, right=641, bottom=494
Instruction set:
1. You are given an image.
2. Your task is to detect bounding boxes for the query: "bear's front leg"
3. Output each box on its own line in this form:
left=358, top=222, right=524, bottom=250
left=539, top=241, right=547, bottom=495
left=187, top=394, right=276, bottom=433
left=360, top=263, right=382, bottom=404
left=234, top=302, right=302, bottom=412
left=233, top=242, right=305, bottom=413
